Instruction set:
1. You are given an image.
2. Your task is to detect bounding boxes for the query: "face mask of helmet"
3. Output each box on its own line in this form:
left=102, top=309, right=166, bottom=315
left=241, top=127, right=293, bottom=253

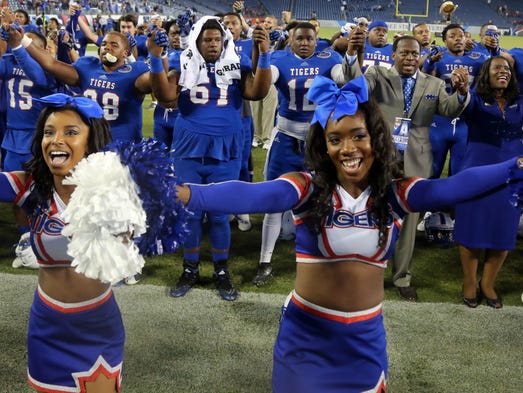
left=424, top=211, right=455, bottom=248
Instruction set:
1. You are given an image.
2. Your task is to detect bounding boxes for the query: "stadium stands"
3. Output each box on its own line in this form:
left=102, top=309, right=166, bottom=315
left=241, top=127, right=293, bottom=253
left=261, top=0, right=519, bottom=28
left=9, top=0, right=522, bottom=29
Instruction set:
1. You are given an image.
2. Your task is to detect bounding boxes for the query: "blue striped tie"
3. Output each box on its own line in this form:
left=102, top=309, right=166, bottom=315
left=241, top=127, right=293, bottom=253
left=402, top=77, right=414, bottom=114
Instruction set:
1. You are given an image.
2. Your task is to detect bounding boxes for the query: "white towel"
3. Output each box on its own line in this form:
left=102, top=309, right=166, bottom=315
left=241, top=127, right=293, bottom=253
left=179, top=16, right=241, bottom=90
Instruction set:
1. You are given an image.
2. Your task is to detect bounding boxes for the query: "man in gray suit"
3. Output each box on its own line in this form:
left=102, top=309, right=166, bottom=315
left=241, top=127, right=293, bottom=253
left=343, top=32, right=470, bottom=301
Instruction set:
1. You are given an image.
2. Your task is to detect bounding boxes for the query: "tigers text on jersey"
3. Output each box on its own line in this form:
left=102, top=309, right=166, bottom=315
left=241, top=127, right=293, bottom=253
left=284, top=173, right=417, bottom=268
left=433, top=50, right=487, bottom=93
left=362, top=43, right=393, bottom=72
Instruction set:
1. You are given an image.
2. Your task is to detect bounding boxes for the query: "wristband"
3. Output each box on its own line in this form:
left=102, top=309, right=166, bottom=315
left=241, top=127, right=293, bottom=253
left=11, top=44, right=22, bottom=51
left=257, top=52, right=270, bottom=69
left=21, top=35, right=33, bottom=48
left=149, top=55, right=164, bottom=73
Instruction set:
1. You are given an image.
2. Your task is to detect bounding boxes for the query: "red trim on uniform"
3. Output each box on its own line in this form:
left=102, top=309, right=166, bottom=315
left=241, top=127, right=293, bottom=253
left=12, top=174, right=31, bottom=205
left=37, top=288, right=113, bottom=314
left=394, top=177, right=422, bottom=212
left=291, top=294, right=382, bottom=325
left=280, top=172, right=312, bottom=206
left=27, top=361, right=122, bottom=393
left=332, top=188, right=342, bottom=209
left=27, top=378, right=59, bottom=393
left=296, top=252, right=388, bottom=267
left=35, top=233, right=55, bottom=263
left=76, top=364, right=122, bottom=393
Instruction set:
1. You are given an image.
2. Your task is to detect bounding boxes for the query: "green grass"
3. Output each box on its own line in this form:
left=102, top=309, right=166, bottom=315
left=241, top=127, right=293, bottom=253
left=0, top=97, right=522, bottom=306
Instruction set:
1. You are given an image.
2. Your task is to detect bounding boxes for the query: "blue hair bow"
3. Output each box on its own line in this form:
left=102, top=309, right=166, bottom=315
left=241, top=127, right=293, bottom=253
left=307, top=75, right=369, bottom=129
left=36, top=94, right=104, bottom=124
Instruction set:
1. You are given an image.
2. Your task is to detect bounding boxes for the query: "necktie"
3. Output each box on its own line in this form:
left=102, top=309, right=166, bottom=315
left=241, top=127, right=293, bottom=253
left=402, top=76, right=414, bottom=114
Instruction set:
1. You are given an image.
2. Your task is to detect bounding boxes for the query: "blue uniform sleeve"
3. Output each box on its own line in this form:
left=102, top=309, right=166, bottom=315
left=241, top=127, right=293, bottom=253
left=187, top=178, right=301, bottom=214
left=11, top=46, right=49, bottom=87
left=0, top=173, right=19, bottom=203
left=406, top=157, right=523, bottom=211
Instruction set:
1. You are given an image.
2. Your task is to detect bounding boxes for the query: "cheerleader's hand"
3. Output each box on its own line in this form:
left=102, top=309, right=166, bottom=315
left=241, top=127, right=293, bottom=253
left=515, top=157, right=523, bottom=175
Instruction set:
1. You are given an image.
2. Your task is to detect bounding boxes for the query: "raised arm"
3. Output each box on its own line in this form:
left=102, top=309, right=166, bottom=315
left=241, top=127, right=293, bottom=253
left=20, top=28, right=80, bottom=86
left=8, top=27, right=52, bottom=87
left=233, top=1, right=252, bottom=37
left=146, top=29, right=176, bottom=102
left=73, top=6, right=102, bottom=46
left=241, top=25, right=271, bottom=100
left=342, top=27, right=366, bottom=79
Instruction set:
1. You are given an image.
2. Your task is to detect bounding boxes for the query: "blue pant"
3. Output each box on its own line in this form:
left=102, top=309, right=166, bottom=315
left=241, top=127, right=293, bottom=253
left=266, top=132, right=306, bottom=181
left=153, top=105, right=178, bottom=151
left=174, top=157, right=241, bottom=262
left=429, top=115, right=468, bottom=178
left=3, top=150, right=32, bottom=171
left=239, top=116, right=254, bottom=182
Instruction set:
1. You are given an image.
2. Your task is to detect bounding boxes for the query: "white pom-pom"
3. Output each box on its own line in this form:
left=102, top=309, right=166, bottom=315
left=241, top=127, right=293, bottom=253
left=62, top=152, right=147, bottom=284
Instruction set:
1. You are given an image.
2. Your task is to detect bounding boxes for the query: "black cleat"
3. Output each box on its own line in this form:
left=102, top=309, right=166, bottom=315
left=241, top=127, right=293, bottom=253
left=170, top=264, right=199, bottom=297
left=252, top=263, right=273, bottom=287
left=214, top=268, right=238, bottom=301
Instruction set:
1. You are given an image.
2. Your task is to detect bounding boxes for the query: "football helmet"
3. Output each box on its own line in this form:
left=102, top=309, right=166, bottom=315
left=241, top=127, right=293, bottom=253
left=425, top=211, right=455, bottom=248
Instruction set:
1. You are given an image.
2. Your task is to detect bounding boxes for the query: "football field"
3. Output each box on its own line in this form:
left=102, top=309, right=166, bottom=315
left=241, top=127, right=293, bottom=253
left=1, top=272, right=522, bottom=393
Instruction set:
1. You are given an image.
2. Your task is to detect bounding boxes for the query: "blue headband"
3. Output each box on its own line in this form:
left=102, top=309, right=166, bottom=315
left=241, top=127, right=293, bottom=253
left=307, top=75, right=369, bottom=129
left=36, top=94, right=104, bottom=124
left=368, top=20, right=388, bottom=31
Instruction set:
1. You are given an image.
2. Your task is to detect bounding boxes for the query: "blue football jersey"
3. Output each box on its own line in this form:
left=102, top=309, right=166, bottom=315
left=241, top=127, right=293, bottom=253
left=73, top=57, right=149, bottom=141
left=362, top=42, right=394, bottom=72
left=235, top=38, right=253, bottom=59
left=433, top=50, right=487, bottom=93
left=0, top=54, right=56, bottom=131
left=173, top=52, right=252, bottom=135
left=271, top=50, right=342, bottom=123
left=167, top=48, right=182, bottom=71
left=135, top=35, right=149, bottom=61
left=508, top=48, right=523, bottom=92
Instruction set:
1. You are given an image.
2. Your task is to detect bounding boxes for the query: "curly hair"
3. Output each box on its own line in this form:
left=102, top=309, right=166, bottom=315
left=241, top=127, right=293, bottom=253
left=23, top=105, right=112, bottom=212
left=304, top=96, right=402, bottom=247
left=474, top=56, right=520, bottom=103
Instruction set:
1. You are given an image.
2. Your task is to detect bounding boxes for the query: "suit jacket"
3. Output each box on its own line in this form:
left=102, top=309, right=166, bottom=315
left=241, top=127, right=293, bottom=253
left=344, top=60, right=470, bottom=177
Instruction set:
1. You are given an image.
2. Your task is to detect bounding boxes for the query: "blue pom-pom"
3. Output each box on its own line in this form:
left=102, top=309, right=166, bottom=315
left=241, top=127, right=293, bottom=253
left=103, top=138, right=191, bottom=256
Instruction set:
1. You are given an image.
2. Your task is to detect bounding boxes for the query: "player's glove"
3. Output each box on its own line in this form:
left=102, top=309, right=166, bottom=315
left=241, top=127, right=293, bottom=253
left=269, top=29, right=288, bottom=43
left=154, top=29, right=169, bottom=57
left=176, top=8, right=193, bottom=28
left=429, top=43, right=441, bottom=58
left=125, top=31, right=137, bottom=48
left=340, top=22, right=356, bottom=36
